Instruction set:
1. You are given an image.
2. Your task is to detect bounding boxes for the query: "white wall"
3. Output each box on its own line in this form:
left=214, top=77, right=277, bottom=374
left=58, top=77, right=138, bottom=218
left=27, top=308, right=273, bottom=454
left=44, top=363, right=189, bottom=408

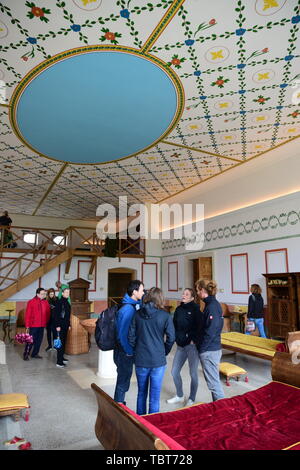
left=162, top=192, right=300, bottom=305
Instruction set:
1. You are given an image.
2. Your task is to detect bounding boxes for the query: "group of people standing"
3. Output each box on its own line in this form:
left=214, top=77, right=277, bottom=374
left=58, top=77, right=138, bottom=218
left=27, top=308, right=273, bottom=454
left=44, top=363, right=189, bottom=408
left=113, top=278, right=225, bottom=416
left=24, top=282, right=71, bottom=367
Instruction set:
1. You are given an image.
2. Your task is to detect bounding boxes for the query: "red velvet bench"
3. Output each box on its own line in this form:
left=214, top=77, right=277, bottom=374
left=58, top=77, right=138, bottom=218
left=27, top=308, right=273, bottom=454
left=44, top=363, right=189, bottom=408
left=91, top=352, right=300, bottom=450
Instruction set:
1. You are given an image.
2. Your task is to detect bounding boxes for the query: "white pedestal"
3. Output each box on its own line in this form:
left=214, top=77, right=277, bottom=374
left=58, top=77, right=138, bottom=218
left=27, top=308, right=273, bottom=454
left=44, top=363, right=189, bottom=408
left=97, top=349, right=117, bottom=378
left=0, top=340, right=6, bottom=365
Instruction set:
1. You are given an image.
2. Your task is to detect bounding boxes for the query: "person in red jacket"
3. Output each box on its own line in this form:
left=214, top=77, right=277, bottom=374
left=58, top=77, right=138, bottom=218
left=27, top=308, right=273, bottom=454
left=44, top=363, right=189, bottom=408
left=24, top=287, right=50, bottom=360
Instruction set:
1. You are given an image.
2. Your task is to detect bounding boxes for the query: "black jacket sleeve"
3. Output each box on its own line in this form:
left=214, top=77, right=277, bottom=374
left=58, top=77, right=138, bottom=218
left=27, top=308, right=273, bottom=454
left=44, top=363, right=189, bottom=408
left=173, top=308, right=178, bottom=332
left=164, top=315, right=175, bottom=356
left=128, top=314, right=137, bottom=350
left=248, top=295, right=254, bottom=317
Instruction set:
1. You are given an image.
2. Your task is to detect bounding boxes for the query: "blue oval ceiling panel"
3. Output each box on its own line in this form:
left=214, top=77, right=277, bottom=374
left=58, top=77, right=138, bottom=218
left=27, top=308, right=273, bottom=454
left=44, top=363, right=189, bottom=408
left=15, top=49, right=180, bottom=164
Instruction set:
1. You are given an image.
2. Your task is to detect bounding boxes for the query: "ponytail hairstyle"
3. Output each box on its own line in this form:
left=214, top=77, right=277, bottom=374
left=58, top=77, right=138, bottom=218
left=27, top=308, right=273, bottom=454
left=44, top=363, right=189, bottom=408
left=195, top=279, right=218, bottom=296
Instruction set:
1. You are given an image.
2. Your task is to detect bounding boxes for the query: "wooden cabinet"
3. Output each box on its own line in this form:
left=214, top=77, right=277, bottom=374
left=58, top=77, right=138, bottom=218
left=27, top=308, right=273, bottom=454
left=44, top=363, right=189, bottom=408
left=68, top=277, right=92, bottom=320
left=65, top=278, right=92, bottom=355
left=263, top=272, right=300, bottom=339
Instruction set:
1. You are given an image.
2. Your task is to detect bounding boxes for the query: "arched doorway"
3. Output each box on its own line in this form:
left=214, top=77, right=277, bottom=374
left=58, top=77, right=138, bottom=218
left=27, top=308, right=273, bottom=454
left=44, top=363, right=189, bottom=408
left=107, top=268, right=137, bottom=306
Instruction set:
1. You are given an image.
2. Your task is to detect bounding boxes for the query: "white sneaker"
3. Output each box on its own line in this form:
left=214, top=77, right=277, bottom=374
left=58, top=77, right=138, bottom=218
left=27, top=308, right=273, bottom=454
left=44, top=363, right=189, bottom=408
left=185, top=399, right=195, bottom=407
left=56, top=364, right=65, bottom=368
left=166, top=395, right=185, bottom=404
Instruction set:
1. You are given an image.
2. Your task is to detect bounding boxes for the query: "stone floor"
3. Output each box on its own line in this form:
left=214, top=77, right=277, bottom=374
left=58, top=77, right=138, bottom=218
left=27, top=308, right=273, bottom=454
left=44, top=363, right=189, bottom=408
left=0, top=337, right=272, bottom=450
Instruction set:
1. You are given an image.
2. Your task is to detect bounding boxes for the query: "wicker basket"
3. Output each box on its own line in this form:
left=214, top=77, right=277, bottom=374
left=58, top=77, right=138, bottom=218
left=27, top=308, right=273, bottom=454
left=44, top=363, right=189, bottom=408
left=65, top=314, right=89, bottom=355
left=80, top=318, right=97, bottom=335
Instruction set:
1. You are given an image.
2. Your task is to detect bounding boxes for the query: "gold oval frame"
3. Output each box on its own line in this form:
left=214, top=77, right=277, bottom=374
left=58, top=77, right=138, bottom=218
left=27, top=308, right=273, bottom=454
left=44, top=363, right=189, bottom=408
left=10, top=44, right=185, bottom=166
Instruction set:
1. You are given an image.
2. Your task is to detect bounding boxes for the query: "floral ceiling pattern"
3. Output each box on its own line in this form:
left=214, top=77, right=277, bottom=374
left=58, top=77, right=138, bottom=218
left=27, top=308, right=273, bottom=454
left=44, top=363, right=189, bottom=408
left=0, top=0, right=299, bottom=218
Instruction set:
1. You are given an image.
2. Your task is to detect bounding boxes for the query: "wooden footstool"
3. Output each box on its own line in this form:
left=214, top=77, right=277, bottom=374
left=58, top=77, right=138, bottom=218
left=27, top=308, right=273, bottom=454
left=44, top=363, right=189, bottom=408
left=219, top=362, right=248, bottom=386
left=0, top=393, right=30, bottom=421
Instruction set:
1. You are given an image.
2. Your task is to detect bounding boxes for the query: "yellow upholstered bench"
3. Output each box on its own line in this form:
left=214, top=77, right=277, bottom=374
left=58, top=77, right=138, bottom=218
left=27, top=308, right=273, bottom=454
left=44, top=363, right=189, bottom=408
left=221, top=332, right=281, bottom=360
left=0, top=393, right=30, bottom=421
left=219, top=362, right=248, bottom=387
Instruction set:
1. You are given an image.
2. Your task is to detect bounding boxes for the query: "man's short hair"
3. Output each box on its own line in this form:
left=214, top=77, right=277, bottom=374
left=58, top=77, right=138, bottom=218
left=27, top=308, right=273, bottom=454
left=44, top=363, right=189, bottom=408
left=36, top=287, right=45, bottom=295
left=127, top=280, right=143, bottom=297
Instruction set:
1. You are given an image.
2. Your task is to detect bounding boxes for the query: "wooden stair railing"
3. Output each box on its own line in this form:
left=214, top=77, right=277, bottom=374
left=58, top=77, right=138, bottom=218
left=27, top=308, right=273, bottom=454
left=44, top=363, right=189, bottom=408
left=0, top=225, right=147, bottom=303
left=0, top=248, right=74, bottom=304
left=0, top=227, right=72, bottom=304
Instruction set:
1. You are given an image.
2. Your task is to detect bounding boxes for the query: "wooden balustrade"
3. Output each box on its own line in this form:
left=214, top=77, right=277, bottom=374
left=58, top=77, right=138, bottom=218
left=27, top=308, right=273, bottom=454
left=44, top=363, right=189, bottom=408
left=0, top=225, right=146, bottom=303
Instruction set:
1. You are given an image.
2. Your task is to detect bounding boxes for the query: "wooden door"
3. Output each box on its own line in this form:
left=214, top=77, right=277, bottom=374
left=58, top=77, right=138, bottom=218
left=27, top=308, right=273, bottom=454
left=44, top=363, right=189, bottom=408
left=108, top=272, right=133, bottom=305
left=192, top=257, right=212, bottom=311
left=193, top=257, right=212, bottom=283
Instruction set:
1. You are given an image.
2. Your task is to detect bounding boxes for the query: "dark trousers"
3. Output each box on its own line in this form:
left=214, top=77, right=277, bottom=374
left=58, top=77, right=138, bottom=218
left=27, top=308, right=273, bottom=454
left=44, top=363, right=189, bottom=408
left=55, top=327, right=68, bottom=365
left=46, top=321, right=55, bottom=348
left=113, top=348, right=134, bottom=404
left=29, top=327, right=44, bottom=357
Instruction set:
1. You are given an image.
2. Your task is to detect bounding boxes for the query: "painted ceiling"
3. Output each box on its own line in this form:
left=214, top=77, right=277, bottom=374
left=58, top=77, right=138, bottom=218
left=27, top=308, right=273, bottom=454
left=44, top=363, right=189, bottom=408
left=0, top=0, right=299, bottom=219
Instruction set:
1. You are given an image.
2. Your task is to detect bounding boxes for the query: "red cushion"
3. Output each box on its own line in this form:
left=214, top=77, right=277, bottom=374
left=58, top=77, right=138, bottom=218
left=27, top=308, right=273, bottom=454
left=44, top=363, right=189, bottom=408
left=119, top=404, right=186, bottom=450
left=276, top=342, right=288, bottom=352
left=143, top=382, right=300, bottom=450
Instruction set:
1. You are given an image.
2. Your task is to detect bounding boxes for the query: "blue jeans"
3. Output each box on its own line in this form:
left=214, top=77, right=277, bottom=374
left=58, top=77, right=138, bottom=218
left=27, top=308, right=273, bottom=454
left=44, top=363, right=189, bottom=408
left=135, top=365, right=166, bottom=415
left=171, top=344, right=199, bottom=401
left=245, top=318, right=267, bottom=338
left=113, top=348, right=134, bottom=404
left=199, top=350, right=225, bottom=402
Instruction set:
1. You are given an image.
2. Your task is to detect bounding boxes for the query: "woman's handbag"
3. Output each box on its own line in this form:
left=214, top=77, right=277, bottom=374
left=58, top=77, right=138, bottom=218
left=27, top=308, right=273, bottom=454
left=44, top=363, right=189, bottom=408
left=246, top=320, right=256, bottom=332
left=53, top=333, right=62, bottom=349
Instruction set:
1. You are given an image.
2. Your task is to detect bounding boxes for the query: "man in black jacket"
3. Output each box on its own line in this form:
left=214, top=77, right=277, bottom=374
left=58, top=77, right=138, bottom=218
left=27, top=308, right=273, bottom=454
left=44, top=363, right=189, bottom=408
left=54, top=287, right=71, bottom=368
left=167, top=288, right=200, bottom=407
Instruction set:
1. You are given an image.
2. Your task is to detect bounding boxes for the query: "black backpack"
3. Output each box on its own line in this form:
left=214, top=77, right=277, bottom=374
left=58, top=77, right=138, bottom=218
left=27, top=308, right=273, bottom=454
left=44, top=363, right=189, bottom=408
left=95, top=304, right=120, bottom=351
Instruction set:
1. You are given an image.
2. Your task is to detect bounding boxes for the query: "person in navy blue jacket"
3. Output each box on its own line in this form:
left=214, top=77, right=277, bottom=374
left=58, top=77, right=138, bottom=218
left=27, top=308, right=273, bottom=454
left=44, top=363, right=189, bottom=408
left=113, top=280, right=144, bottom=405
left=195, top=279, right=225, bottom=402
left=128, top=287, right=175, bottom=415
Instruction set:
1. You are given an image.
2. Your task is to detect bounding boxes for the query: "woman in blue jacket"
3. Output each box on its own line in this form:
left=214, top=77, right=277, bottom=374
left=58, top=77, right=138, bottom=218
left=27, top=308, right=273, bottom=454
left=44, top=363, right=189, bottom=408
left=195, top=279, right=224, bottom=402
left=128, top=287, right=175, bottom=415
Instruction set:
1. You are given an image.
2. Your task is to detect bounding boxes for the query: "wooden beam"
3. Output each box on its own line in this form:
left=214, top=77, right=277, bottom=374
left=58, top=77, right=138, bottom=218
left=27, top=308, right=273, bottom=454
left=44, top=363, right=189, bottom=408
left=65, top=257, right=72, bottom=275
left=89, top=257, right=97, bottom=276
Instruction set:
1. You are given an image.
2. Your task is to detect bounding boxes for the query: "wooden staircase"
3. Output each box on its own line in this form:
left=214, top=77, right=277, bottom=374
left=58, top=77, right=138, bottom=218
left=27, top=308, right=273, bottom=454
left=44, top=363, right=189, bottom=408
left=0, top=224, right=145, bottom=304
left=0, top=248, right=74, bottom=304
